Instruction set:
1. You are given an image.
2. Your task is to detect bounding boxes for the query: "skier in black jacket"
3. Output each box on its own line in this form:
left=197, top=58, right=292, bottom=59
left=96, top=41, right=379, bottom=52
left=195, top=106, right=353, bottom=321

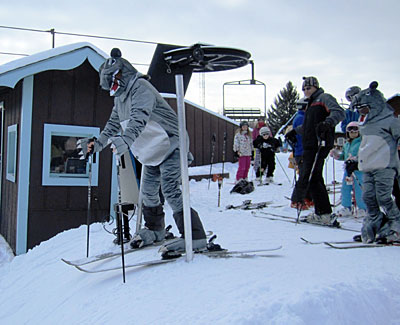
left=286, top=76, right=345, bottom=225
left=253, top=127, right=280, bottom=183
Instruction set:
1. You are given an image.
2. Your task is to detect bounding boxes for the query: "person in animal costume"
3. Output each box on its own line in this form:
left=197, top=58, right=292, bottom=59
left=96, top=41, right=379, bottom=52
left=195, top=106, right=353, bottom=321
left=354, top=81, right=400, bottom=243
left=77, top=48, right=207, bottom=253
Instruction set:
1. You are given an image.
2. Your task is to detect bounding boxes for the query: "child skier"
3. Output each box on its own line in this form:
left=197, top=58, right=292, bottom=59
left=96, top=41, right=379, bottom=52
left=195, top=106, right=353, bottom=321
left=233, top=121, right=253, bottom=182
left=331, top=121, right=366, bottom=217
left=253, top=126, right=280, bottom=184
left=354, top=81, right=400, bottom=243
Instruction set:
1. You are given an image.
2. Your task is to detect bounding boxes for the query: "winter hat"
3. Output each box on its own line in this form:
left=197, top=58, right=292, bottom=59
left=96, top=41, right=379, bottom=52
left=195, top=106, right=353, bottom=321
left=240, top=121, right=249, bottom=128
left=260, top=127, right=271, bottom=136
left=302, top=76, right=319, bottom=90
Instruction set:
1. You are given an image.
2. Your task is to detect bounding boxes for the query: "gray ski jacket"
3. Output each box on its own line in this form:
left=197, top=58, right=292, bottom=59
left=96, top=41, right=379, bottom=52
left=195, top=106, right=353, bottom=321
left=356, top=83, right=400, bottom=173
left=96, top=72, right=181, bottom=166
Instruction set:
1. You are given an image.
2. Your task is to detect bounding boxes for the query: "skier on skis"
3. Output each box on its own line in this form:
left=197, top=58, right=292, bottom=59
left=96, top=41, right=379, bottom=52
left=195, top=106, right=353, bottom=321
left=353, top=81, right=400, bottom=243
left=77, top=48, right=207, bottom=253
left=330, top=121, right=367, bottom=218
left=253, top=127, right=280, bottom=184
left=285, top=76, right=345, bottom=225
left=288, top=97, right=314, bottom=210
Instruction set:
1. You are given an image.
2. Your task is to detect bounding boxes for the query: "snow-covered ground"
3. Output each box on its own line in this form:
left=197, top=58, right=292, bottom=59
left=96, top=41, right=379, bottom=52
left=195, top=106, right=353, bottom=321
left=1, top=152, right=400, bottom=325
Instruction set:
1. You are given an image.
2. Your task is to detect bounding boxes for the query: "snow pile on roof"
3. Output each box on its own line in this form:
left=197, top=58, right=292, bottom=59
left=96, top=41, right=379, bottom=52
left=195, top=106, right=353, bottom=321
left=0, top=42, right=107, bottom=75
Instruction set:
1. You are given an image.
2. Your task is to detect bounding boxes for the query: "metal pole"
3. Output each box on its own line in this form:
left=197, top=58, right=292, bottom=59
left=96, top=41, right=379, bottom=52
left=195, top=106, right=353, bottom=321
left=135, top=167, right=145, bottom=233
left=50, top=28, right=55, bottom=48
left=175, top=74, right=193, bottom=262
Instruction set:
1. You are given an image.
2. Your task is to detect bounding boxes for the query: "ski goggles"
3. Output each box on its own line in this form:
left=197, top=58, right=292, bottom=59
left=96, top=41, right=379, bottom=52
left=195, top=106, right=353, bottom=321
left=347, top=126, right=359, bottom=132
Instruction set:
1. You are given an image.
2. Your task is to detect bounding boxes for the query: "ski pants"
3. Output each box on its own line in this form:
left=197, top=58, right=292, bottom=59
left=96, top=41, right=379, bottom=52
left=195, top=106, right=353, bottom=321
left=361, top=168, right=400, bottom=242
left=140, top=149, right=206, bottom=239
left=294, top=147, right=331, bottom=215
left=258, top=152, right=275, bottom=177
left=341, top=170, right=366, bottom=210
left=236, top=155, right=251, bottom=180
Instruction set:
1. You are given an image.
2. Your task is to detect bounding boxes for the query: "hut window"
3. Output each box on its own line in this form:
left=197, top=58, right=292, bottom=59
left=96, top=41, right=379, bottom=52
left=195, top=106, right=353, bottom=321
left=6, top=124, right=18, bottom=182
left=42, top=124, right=100, bottom=186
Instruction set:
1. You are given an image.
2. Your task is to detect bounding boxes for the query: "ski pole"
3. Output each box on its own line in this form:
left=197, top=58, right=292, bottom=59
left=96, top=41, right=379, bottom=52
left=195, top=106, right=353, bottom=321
left=218, top=132, right=227, bottom=207
left=208, top=133, right=216, bottom=190
left=332, top=156, right=336, bottom=212
left=114, top=153, right=126, bottom=283
left=275, top=154, right=291, bottom=183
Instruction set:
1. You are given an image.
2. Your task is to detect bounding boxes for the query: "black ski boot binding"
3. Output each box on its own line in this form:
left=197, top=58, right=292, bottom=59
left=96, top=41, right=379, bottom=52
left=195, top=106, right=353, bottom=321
left=206, top=235, right=224, bottom=252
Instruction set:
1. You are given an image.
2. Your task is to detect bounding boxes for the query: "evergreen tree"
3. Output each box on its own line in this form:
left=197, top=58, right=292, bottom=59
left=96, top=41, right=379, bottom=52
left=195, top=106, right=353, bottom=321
left=267, top=81, right=299, bottom=135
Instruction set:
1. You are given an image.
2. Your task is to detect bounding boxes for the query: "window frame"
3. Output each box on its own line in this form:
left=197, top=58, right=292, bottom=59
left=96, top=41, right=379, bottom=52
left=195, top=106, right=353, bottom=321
left=6, top=124, right=18, bottom=182
left=42, top=123, right=100, bottom=186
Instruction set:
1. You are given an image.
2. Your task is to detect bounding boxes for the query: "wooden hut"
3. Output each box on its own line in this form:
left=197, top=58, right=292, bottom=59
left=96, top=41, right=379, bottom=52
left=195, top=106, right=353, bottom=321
left=0, top=42, right=239, bottom=255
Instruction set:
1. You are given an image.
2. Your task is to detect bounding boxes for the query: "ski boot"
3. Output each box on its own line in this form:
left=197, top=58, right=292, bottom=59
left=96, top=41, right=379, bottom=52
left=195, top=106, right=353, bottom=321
left=301, top=212, right=340, bottom=227
left=130, top=205, right=166, bottom=248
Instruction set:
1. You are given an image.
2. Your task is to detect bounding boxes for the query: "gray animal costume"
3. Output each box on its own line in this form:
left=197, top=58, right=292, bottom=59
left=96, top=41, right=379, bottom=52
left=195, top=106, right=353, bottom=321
left=355, top=81, right=400, bottom=243
left=83, top=48, right=206, bottom=250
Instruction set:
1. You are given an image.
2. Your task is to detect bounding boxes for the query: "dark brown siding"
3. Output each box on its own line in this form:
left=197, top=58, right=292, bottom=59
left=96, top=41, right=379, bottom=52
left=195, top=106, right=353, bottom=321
left=27, top=60, right=114, bottom=250
left=0, top=82, right=22, bottom=253
left=164, top=98, right=237, bottom=166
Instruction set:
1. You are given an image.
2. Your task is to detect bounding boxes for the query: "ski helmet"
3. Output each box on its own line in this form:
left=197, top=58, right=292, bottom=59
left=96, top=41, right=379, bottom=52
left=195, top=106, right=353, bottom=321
left=260, top=127, right=271, bottom=136
left=346, top=121, right=359, bottom=131
left=240, top=121, right=249, bottom=128
left=296, top=97, right=308, bottom=110
left=345, top=86, right=361, bottom=102
left=346, top=121, right=360, bottom=138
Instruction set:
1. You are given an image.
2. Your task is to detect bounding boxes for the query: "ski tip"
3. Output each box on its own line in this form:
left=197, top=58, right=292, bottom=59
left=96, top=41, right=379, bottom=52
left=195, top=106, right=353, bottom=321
left=61, top=258, right=72, bottom=265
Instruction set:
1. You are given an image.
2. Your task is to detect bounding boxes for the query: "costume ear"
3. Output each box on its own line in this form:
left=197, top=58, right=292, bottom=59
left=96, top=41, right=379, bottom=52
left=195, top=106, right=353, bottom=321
left=369, top=81, right=378, bottom=90
left=111, top=48, right=122, bottom=58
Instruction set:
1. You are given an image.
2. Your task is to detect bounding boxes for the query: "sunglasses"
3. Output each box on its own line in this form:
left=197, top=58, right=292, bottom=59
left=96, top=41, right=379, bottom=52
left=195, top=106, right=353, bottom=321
left=347, top=126, right=359, bottom=132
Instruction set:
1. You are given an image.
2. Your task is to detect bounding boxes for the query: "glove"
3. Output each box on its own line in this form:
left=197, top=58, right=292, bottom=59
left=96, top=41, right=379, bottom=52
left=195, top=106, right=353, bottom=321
left=345, top=159, right=358, bottom=175
left=109, top=136, right=129, bottom=157
left=234, top=151, right=240, bottom=158
left=76, top=137, right=99, bottom=159
left=285, top=129, right=297, bottom=145
left=316, top=121, right=333, bottom=140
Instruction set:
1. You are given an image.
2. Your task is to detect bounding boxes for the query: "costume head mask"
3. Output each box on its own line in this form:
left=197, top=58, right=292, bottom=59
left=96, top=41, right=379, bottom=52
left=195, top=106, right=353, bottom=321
left=353, top=81, right=387, bottom=125
left=99, top=48, right=137, bottom=96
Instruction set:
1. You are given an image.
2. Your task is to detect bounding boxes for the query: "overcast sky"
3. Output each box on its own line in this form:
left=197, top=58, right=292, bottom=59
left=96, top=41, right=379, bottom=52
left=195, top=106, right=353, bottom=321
left=1, top=0, right=399, bottom=115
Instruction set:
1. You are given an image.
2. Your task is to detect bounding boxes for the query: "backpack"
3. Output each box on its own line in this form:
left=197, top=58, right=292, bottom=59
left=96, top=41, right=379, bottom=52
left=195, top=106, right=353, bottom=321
left=230, top=179, right=255, bottom=195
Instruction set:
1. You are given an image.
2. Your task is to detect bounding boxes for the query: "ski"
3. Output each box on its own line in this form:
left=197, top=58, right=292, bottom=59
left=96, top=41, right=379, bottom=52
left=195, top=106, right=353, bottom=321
left=251, top=211, right=359, bottom=232
left=300, top=237, right=355, bottom=245
left=226, top=200, right=273, bottom=210
left=73, top=246, right=283, bottom=273
left=324, top=242, right=400, bottom=249
left=259, top=182, right=283, bottom=186
left=62, top=231, right=214, bottom=267
left=62, top=243, right=161, bottom=267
